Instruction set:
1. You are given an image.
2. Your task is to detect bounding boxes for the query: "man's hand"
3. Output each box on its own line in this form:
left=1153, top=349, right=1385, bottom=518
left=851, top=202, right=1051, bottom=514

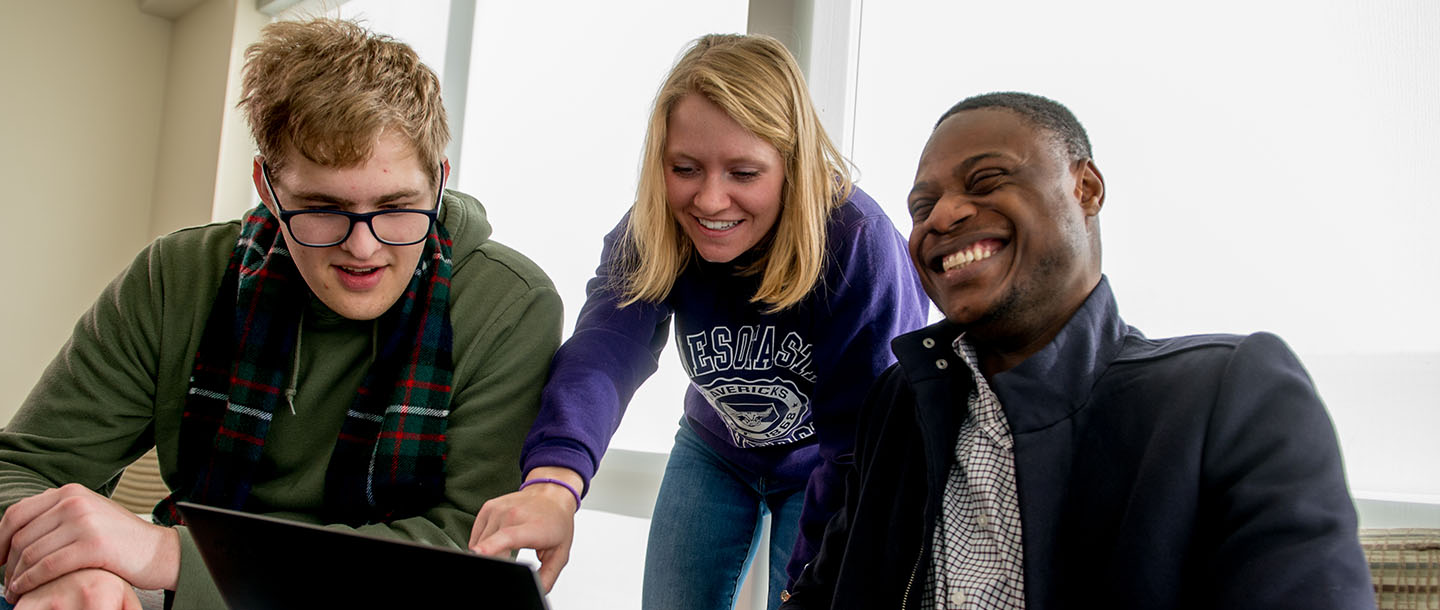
left=11, top=568, right=142, bottom=610
left=469, top=467, right=582, bottom=592
left=0, top=484, right=179, bottom=602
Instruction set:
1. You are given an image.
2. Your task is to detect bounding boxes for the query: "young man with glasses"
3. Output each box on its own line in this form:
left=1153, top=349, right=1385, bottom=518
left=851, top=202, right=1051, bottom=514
left=0, top=18, right=561, bottom=609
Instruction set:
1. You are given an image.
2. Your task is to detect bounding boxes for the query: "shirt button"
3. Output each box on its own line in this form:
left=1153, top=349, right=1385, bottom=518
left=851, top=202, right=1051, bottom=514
left=922, top=337, right=936, bottom=348
left=976, top=513, right=990, bottom=529
left=935, top=359, right=948, bottom=370
left=950, top=589, right=966, bottom=606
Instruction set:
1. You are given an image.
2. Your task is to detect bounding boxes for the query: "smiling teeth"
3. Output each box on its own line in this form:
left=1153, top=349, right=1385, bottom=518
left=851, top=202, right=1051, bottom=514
left=942, top=242, right=998, bottom=272
left=341, top=266, right=376, bottom=273
left=698, top=218, right=740, bottom=231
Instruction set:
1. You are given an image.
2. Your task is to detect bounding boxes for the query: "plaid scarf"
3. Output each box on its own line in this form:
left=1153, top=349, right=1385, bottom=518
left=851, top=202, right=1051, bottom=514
left=155, top=203, right=455, bottom=526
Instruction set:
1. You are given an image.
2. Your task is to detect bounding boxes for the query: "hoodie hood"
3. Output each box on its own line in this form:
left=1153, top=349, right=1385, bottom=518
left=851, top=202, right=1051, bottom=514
left=438, top=189, right=493, bottom=256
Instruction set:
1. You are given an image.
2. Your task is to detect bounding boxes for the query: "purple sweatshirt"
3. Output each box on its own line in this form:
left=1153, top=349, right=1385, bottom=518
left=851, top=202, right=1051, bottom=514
left=521, top=186, right=929, bottom=583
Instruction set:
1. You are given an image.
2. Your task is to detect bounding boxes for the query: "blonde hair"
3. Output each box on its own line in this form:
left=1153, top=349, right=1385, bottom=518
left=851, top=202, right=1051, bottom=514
left=239, top=18, right=448, bottom=184
left=621, top=34, right=852, bottom=313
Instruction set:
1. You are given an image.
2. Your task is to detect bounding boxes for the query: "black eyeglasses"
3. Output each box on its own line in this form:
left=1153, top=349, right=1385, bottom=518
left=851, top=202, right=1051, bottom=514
left=261, top=162, right=446, bottom=248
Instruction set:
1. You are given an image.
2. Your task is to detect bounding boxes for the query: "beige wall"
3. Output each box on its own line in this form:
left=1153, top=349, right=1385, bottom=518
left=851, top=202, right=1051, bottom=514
left=0, top=0, right=265, bottom=426
left=0, top=1, right=171, bottom=425
left=150, top=0, right=265, bottom=235
left=214, top=0, right=269, bottom=222
left=148, top=0, right=232, bottom=234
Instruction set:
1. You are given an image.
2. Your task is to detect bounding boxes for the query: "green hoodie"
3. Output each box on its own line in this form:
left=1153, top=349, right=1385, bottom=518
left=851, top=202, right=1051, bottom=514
left=0, top=191, right=562, bottom=608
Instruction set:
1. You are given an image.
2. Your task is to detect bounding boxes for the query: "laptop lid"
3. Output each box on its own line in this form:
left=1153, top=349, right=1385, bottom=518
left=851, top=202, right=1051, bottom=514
left=176, top=501, right=548, bottom=610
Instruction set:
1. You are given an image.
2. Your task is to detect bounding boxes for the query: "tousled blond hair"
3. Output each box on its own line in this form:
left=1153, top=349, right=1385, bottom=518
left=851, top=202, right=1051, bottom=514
left=239, top=18, right=448, bottom=184
left=621, top=34, right=852, bottom=313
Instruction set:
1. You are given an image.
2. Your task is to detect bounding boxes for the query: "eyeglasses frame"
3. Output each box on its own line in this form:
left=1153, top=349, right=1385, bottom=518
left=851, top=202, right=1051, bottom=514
left=260, top=161, right=447, bottom=248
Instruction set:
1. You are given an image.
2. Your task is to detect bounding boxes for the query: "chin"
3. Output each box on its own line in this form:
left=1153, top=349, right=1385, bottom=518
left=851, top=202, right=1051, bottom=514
left=931, top=294, right=994, bottom=327
left=940, top=309, right=980, bottom=325
left=691, top=242, right=741, bottom=264
left=340, top=308, right=387, bottom=321
left=324, top=294, right=400, bottom=321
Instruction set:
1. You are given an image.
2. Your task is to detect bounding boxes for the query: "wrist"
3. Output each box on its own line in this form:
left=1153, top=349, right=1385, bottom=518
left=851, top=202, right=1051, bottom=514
left=150, top=524, right=181, bottom=591
left=519, top=477, right=581, bottom=512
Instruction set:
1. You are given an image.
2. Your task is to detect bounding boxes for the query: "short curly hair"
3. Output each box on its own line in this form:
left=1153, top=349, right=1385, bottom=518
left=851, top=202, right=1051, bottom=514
left=936, top=92, right=1091, bottom=162
left=239, top=18, right=448, bottom=183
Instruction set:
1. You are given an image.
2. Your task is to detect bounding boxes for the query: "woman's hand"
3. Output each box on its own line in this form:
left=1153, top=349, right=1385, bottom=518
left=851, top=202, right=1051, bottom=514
left=469, top=467, right=583, bottom=591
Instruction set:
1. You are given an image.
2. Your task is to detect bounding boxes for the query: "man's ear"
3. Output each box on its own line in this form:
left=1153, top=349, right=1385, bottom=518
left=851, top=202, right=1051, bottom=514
left=1076, top=159, right=1105, bottom=217
left=441, top=158, right=451, bottom=189
left=252, top=155, right=277, bottom=214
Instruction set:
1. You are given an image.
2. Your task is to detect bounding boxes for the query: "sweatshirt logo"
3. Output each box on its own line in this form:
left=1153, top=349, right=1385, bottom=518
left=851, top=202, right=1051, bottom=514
left=698, top=376, right=813, bottom=448
left=683, top=325, right=817, bottom=382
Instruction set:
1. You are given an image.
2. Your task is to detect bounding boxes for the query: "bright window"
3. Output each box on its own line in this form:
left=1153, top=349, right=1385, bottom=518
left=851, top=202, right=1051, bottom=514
left=851, top=0, right=1440, bottom=500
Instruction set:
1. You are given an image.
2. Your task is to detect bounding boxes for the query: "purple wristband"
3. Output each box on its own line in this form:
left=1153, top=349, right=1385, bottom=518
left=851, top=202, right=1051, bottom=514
left=519, top=477, right=581, bottom=511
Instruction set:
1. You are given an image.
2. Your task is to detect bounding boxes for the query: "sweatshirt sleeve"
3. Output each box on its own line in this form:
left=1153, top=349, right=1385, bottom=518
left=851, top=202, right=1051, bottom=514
left=520, top=216, right=673, bottom=491
left=785, top=208, right=930, bottom=586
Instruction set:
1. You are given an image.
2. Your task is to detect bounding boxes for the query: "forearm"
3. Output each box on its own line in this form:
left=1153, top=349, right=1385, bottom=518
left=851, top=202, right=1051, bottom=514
left=785, top=457, right=847, bottom=586
left=520, top=214, right=673, bottom=487
left=0, top=469, right=57, bottom=515
left=780, top=463, right=856, bottom=609
left=519, top=307, right=670, bottom=488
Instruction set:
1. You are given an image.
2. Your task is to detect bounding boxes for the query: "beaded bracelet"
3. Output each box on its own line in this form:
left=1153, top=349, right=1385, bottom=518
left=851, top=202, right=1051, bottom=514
left=519, top=477, right=582, bottom=512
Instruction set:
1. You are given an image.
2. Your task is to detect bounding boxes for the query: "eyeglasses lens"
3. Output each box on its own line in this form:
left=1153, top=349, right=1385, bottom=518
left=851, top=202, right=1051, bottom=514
left=372, top=212, right=433, bottom=244
left=289, top=211, right=433, bottom=246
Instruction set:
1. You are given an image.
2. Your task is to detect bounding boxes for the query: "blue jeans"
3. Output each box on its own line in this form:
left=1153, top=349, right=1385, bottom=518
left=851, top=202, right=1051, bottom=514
left=642, top=418, right=804, bottom=610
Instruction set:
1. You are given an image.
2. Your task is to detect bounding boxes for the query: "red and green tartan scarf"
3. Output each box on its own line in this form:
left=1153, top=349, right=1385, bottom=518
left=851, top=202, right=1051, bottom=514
left=154, top=203, right=455, bottom=527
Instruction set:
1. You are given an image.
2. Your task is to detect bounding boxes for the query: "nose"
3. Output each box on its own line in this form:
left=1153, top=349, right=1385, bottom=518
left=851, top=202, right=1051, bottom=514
left=693, top=175, right=729, bottom=215
left=922, top=193, right=978, bottom=233
left=340, top=218, right=383, bottom=259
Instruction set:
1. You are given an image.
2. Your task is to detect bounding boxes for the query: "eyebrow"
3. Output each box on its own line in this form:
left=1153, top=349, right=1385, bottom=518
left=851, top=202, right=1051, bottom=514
left=665, top=149, right=774, bottom=167
left=908, top=152, right=1007, bottom=200
left=289, top=189, right=426, bottom=207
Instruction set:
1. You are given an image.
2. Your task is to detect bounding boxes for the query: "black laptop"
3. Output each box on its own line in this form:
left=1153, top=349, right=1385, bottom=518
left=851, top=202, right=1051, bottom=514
left=177, top=502, right=549, bottom=609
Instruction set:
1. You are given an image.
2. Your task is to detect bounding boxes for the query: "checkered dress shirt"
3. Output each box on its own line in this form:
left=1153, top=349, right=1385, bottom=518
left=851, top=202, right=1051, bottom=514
left=922, top=337, right=1025, bottom=609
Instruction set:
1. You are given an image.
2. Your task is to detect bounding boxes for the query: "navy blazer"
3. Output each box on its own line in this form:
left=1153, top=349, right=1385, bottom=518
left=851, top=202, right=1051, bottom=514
left=783, top=278, right=1374, bottom=609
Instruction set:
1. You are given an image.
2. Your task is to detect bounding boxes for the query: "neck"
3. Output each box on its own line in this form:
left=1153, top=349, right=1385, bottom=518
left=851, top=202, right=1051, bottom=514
left=972, top=311, right=1073, bottom=378
left=968, top=272, right=1100, bottom=378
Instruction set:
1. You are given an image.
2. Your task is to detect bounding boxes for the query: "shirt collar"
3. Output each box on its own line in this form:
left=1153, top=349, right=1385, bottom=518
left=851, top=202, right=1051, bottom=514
left=989, top=276, right=1129, bottom=433
left=892, top=276, right=1130, bottom=434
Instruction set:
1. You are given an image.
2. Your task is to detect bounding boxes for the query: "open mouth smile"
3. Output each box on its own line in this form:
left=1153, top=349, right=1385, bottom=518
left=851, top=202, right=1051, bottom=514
left=932, top=239, right=1004, bottom=273
left=697, top=217, right=742, bottom=231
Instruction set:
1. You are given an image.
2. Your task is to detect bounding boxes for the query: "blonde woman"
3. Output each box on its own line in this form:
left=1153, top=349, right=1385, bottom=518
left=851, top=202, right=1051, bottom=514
left=472, top=34, right=927, bottom=609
